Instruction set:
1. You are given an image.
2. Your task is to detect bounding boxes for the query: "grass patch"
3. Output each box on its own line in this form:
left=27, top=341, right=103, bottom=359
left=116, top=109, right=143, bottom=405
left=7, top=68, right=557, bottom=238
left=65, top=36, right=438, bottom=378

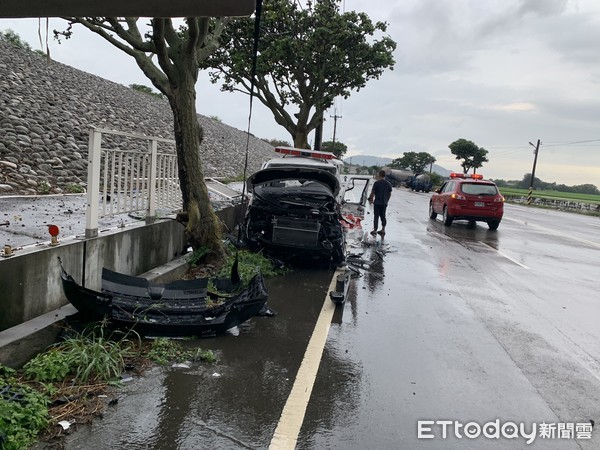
left=23, top=325, right=135, bottom=384
left=500, top=187, right=600, bottom=204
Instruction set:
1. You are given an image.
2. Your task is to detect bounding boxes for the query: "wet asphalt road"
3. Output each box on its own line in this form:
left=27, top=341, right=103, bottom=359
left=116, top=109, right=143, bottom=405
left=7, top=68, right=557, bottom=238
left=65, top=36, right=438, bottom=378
left=59, top=188, right=599, bottom=449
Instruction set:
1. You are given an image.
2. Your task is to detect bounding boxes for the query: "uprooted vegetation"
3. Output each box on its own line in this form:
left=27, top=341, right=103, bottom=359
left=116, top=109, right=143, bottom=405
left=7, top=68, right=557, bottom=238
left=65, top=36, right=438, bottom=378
left=185, top=242, right=289, bottom=286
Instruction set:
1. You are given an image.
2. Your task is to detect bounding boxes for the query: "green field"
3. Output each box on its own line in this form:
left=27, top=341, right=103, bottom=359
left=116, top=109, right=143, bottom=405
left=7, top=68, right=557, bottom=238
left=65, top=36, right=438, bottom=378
left=499, top=187, right=600, bottom=204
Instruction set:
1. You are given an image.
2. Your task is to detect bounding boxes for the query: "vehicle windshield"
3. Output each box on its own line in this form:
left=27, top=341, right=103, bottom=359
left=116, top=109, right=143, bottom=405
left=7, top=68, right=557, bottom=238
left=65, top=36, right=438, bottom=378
left=460, top=183, right=498, bottom=196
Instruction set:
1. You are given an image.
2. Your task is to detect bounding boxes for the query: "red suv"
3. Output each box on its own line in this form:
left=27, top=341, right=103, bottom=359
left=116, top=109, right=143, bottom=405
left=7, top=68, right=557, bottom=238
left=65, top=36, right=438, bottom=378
left=429, top=173, right=504, bottom=230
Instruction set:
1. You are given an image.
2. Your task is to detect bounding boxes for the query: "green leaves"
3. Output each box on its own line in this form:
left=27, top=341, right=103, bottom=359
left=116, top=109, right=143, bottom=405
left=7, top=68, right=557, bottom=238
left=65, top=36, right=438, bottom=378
left=204, top=0, right=396, bottom=146
left=448, top=139, right=489, bottom=174
left=0, top=378, right=49, bottom=450
left=390, top=152, right=437, bottom=174
left=147, top=338, right=217, bottom=365
left=216, top=246, right=288, bottom=284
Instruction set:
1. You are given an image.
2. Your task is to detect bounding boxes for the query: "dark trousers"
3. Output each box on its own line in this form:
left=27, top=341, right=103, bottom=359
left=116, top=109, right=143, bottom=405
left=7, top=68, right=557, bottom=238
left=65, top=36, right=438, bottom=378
left=373, top=204, right=387, bottom=230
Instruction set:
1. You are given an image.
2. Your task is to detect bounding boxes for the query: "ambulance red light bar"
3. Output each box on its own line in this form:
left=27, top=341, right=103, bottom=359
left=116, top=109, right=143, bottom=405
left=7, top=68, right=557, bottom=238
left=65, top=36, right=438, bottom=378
left=274, top=146, right=335, bottom=160
left=449, top=173, right=484, bottom=180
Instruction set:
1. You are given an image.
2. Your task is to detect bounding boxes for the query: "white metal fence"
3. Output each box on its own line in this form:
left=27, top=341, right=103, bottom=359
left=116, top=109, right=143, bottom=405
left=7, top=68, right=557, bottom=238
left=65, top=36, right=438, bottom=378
left=85, top=127, right=181, bottom=238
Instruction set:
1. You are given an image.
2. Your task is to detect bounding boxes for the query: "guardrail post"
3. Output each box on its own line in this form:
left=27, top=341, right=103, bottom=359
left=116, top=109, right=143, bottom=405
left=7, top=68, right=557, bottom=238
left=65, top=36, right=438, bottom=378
left=147, top=139, right=158, bottom=222
left=85, top=128, right=102, bottom=238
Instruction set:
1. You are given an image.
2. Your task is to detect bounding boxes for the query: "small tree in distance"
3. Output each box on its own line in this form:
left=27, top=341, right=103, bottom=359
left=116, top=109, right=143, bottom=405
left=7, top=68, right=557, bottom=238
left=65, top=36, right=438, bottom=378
left=448, top=138, right=489, bottom=174
left=129, top=84, right=165, bottom=99
left=390, top=151, right=436, bottom=174
left=263, top=138, right=292, bottom=148
left=321, top=141, right=348, bottom=159
left=0, top=29, right=32, bottom=50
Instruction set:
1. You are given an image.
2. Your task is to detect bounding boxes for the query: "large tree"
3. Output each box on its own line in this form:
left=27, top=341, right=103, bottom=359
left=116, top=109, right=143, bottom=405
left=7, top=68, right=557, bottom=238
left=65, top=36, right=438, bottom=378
left=448, top=138, right=489, bottom=174
left=56, top=18, right=228, bottom=257
left=390, top=151, right=436, bottom=174
left=204, top=0, right=396, bottom=149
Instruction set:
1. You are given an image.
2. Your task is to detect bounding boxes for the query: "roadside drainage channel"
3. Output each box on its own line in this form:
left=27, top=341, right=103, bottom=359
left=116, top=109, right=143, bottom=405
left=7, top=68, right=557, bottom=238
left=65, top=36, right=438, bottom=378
left=0, top=255, right=190, bottom=369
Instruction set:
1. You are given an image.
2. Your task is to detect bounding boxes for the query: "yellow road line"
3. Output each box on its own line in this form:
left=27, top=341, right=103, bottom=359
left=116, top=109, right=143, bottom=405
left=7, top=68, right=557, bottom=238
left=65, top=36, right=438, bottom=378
left=269, top=268, right=342, bottom=450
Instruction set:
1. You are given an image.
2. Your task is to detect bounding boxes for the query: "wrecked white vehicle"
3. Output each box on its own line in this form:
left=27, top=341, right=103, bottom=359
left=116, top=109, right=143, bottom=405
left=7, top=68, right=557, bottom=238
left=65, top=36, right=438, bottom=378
left=243, top=150, right=370, bottom=265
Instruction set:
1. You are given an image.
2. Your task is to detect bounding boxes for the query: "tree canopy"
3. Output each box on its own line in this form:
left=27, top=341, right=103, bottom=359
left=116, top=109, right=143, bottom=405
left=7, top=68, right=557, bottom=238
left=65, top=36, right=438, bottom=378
left=448, top=138, right=489, bottom=174
left=55, top=18, right=228, bottom=256
left=203, top=0, right=396, bottom=148
left=321, top=140, right=348, bottom=159
left=389, top=151, right=436, bottom=174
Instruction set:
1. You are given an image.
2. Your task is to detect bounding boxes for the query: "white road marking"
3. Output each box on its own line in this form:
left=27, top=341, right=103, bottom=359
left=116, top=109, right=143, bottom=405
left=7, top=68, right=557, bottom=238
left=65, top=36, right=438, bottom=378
left=503, top=217, right=600, bottom=249
left=269, top=268, right=342, bottom=450
left=481, top=242, right=530, bottom=269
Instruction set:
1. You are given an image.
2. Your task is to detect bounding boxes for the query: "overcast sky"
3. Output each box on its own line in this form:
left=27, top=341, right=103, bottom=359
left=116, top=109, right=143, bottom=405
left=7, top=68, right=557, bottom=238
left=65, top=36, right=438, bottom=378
left=1, top=0, right=600, bottom=186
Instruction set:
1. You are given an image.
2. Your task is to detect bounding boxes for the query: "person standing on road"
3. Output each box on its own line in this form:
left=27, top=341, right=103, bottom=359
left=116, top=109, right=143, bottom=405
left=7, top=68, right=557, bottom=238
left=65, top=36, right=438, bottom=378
left=368, top=170, right=392, bottom=236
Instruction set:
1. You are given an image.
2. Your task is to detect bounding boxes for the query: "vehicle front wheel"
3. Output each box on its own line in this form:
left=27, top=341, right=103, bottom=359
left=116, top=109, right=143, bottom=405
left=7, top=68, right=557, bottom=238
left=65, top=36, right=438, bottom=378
left=443, top=206, right=453, bottom=226
left=429, top=203, right=437, bottom=219
left=487, top=220, right=500, bottom=231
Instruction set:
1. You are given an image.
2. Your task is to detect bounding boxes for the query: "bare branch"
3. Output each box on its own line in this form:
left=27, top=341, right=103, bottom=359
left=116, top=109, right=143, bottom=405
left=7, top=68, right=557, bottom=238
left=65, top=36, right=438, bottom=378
left=151, top=19, right=176, bottom=81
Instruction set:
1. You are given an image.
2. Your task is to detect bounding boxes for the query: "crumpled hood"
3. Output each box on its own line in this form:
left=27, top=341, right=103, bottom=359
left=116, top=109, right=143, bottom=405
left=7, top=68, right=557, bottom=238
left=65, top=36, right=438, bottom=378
left=247, top=167, right=340, bottom=197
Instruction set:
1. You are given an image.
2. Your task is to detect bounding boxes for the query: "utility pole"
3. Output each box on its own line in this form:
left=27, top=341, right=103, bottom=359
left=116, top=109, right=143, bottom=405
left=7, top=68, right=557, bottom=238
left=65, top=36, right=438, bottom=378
left=527, top=139, right=541, bottom=205
left=314, top=116, right=323, bottom=150
left=330, top=111, right=342, bottom=148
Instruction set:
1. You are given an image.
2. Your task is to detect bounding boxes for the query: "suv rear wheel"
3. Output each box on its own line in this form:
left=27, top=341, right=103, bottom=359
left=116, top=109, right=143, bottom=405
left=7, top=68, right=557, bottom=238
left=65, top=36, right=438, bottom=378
left=429, top=202, right=437, bottom=219
left=487, top=220, right=500, bottom=231
left=443, top=206, right=453, bottom=226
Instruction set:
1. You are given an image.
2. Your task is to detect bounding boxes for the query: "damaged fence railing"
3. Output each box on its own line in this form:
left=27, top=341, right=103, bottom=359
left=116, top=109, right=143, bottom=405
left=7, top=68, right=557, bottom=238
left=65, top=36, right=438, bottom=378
left=85, top=127, right=181, bottom=238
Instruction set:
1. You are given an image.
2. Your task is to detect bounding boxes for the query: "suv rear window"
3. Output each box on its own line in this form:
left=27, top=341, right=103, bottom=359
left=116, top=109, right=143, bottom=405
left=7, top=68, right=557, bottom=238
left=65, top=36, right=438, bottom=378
left=460, top=182, right=498, bottom=196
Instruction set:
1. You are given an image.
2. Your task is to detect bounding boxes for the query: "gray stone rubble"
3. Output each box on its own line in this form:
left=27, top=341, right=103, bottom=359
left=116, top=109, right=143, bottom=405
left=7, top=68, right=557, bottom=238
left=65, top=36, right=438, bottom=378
left=0, top=41, right=276, bottom=195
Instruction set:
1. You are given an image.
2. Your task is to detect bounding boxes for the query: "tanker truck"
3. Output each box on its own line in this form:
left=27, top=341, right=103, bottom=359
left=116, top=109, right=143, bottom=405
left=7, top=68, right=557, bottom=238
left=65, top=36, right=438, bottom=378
left=383, top=167, right=413, bottom=187
left=407, top=173, right=433, bottom=193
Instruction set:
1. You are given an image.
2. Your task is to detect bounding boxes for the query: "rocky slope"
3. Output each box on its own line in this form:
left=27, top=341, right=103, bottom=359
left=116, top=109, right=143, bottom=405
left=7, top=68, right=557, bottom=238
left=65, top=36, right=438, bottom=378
left=0, top=41, right=275, bottom=195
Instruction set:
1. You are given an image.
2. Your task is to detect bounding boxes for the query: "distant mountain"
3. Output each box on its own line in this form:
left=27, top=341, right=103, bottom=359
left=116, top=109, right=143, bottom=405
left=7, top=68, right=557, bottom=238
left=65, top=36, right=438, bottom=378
left=344, top=155, right=451, bottom=176
left=431, top=164, right=452, bottom=177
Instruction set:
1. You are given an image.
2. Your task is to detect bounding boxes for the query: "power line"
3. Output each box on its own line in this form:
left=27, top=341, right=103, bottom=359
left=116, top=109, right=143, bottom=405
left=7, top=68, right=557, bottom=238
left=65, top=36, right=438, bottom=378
left=541, top=139, right=600, bottom=147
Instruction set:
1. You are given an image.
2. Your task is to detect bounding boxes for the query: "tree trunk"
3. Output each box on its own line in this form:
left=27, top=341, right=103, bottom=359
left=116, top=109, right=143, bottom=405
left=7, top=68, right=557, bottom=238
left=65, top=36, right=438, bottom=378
left=293, top=134, right=310, bottom=149
left=168, top=71, right=224, bottom=259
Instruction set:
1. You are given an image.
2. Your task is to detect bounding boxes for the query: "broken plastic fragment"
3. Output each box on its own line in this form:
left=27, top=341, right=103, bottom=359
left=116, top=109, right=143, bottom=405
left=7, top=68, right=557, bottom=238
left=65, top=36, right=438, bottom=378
left=172, top=363, right=191, bottom=369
